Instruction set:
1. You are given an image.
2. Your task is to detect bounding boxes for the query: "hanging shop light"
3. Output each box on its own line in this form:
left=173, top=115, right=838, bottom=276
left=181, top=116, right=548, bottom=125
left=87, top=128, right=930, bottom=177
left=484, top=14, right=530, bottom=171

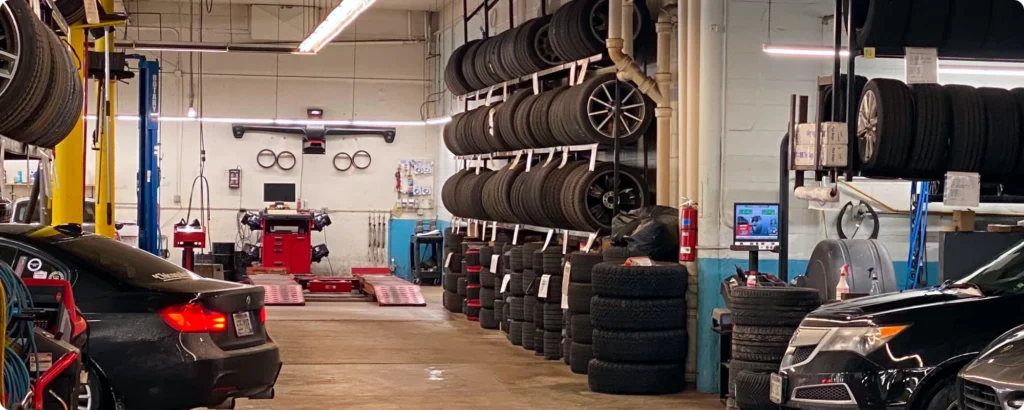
left=762, top=44, right=850, bottom=57
left=762, top=44, right=1024, bottom=78
left=86, top=115, right=452, bottom=127
left=297, top=0, right=377, bottom=54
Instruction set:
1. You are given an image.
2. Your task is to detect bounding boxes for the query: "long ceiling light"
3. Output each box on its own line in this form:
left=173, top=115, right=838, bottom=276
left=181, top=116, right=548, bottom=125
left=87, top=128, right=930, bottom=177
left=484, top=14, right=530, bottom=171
left=85, top=115, right=452, bottom=127
left=297, top=0, right=377, bottom=54
left=762, top=44, right=1024, bottom=77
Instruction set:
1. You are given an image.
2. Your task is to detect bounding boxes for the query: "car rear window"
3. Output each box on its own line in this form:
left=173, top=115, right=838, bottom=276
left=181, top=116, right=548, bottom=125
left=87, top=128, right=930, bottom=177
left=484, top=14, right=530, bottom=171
left=56, top=236, right=201, bottom=285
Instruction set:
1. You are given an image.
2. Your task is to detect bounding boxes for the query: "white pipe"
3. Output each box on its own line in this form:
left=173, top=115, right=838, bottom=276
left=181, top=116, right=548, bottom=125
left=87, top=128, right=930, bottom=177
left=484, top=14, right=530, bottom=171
left=606, top=0, right=667, bottom=105
left=622, top=0, right=635, bottom=58
left=655, top=8, right=674, bottom=206
left=686, top=0, right=700, bottom=202
left=677, top=0, right=688, bottom=206
left=698, top=0, right=724, bottom=251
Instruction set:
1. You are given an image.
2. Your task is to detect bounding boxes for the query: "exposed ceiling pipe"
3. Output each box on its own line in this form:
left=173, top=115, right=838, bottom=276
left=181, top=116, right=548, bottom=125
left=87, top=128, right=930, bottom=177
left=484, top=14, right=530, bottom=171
left=623, top=0, right=634, bottom=57
left=606, top=0, right=667, bottom=106
left=655, top=4, right=675, bottom=206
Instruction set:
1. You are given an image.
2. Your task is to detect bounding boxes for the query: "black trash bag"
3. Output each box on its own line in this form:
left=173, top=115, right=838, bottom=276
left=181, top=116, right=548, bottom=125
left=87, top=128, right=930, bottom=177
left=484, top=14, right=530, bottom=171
left=611, top=206, right=679, bottom=262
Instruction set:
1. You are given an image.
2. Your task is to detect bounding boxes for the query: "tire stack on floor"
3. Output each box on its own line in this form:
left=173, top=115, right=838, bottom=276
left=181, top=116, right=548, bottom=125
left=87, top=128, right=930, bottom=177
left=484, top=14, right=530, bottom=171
left=530, top=248, right=548, bottom=356
left=479, top=246, right=500, bottom=329
left=588, top=262, right=689, bottom=395
left=442, top=229, right=465, bottom=313
left=520, top=242, right=542, bottom=350
left=464, top=248, right=482, bottom=321
left=729, top=287, right=821, bottom=409
left=565, top=251, right=601, bottom=373
left=539, top=247, right=565, bottom=360
left=497, top=243, right=513, bottom=334
left=507, top=245, right=528, bottom=346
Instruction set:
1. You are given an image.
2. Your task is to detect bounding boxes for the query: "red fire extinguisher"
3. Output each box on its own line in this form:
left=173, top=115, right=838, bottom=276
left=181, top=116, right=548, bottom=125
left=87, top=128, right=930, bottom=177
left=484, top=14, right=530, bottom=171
left=680, top=201, right=698, bottom=262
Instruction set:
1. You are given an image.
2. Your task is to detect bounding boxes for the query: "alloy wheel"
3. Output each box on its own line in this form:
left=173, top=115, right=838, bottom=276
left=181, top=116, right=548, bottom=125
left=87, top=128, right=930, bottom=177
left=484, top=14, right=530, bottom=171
left=857, top=88, right=878, bottom=164
left=0, top=1, right=22, bottom=97
left=586, top=80, right=647, bottom=139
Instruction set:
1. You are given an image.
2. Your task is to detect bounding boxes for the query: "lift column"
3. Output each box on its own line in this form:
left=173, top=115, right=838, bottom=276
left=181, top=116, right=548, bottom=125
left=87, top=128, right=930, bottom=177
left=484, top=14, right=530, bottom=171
left=52, top=28, right=87, bottom=226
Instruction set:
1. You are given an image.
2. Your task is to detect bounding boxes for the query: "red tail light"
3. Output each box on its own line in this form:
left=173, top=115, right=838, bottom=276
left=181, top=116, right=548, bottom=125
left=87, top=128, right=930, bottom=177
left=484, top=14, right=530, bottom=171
left=160, top=303, right=228, bottom=333
left=259, top=307, right=267, bottom=323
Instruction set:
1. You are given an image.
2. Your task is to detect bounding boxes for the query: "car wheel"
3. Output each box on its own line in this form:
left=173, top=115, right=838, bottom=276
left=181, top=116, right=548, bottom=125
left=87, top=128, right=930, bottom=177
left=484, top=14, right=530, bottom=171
left=925, top=380, right=956, bottom=410
left=79, top=365, right=109, bottom=410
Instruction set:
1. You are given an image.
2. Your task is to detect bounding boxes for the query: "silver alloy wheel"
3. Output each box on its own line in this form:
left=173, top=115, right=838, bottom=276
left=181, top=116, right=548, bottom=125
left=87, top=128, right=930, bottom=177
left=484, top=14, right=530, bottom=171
left=586, top=80, right=647, bottom=138
left=0, top=0, right=22, bottom=97
left=78, top=383, right=92, bottom=410
left=588, top=0, right=642, bottom=44
left=857, top=89, right=878, bottom=164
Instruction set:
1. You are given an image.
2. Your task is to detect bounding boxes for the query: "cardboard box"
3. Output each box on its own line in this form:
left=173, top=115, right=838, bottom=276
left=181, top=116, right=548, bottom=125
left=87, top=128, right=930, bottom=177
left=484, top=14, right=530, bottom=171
left=820, top=122, right=848, bottom=144
left=819, top=144, right=848, bottom=167
left=793, top=144, right=817, bottom=170
left=795, top=123, right=818, bottom=145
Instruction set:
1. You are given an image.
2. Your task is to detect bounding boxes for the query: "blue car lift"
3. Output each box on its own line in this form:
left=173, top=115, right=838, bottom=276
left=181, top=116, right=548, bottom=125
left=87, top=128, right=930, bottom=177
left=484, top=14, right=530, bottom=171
left=906, top=181, right=930, bottom=289
left=130, top=55, right=161, bottom=256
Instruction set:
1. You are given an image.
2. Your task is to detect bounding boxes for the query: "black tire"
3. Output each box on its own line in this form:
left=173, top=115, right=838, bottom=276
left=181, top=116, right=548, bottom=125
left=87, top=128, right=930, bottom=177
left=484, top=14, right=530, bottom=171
left=494, top=299, right=505, bottom=322
left=541, top=275, right=563, bottom=305
left=480, top=270, right=496, bottom=288
left=591, top=262, right=688, bottom=298
left=543, top=303, right=563, bottom=330
left=542, top=250, right=564, bottom=275
left=480, top=307, right=499, bottom=329
left=513, top=94, right=544, bottom=148
left=570, top=342, right=593, bottom=375
left=510, top=246, right=525, bottom=272
left=571, top=313, right=593, bottom=343
left=943, top=0, right=991, bottom=53
left=522, top=323, right=536, bottom=350
left=568, top=252, right=601, bottom=283
left=729, top=287, right=821, bottom=307
left=509, top=296, right=525, bottom=320
left=465, top=250, right=480, bottom=267
left=907, top=84, right=950, bottom=176
left=591, top=297, right=686, bottom=331
left=510, top=272, right=525, bottom=296
left=534, top=321, right=545, bottom=355
left=734, top=371, right=775, bottom=410
left=524, top=295, right=537, bottom=320
left=728, top=360, right=780, bottom=398
left=587, top=360, right=686, bottom=395
left=509, top=320, right=524, bottom=346
left=521, top=243, right=542, bottom=269
left=481, top=288, right=495, bottom=308
left=1010, top=88, right=1024, bottom=178
left=978, top=87, right=1021, bottom=181
left=732, top=342, right=786, bottom=364
left=905, top=0, right=951, bottom=48
left=457, top=277, right=467, bottom=297
left=573, top=73, right=653, bottom=145
left=923, top=378, right=957, bottom=410
left=444, top=41, right=476, bottom=94
left=603, top=246, right=631, bottom=264
left=0, top=16, right=54, bottom=141
left=544, top=331, right=562, bottom=360
left=461, top=40, right=486, bottom=91
left=732, top=325, right=797, bottom=346
left=443, top=291, right=463, bottom=313
left=529, top=87, right=567, bottom=147
left=567, top=283, right=593, bottom=313
left=857, top=79, right=914, bottom=172
left=564, top=163, right=649, bottom=232
left=496, top=90, right=532, bottom=149
left=592, top=329, right=688, bottom=363
left=522, top=270, right=538, bottom=296
left=443, top=273, right=460, bottom=291
left=731, top=304, right=813, bottom=327
left=563, top=336, right=572, bottom=365
left=466, top=285, right=480, bottom=300
left=945, top=84, right=986, bottom=172
left=852, top=0, right=912, bottom=48
left=983, top=0, right=1024, bottom=55
left=531, top=250, right=546, bottom=275
left=34, top=33, right=82, bottom=148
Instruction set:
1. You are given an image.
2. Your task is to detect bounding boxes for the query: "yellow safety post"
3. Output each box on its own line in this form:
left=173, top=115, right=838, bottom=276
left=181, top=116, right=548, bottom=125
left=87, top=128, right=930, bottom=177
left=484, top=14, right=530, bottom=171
left=52, top=28, right=87, bottom=226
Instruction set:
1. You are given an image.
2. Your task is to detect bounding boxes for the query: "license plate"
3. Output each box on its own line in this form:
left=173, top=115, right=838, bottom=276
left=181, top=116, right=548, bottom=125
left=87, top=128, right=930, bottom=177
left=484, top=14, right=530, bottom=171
left=233, top=312, right=254, bottom=337
left=770, top=373, right=785, bottom=404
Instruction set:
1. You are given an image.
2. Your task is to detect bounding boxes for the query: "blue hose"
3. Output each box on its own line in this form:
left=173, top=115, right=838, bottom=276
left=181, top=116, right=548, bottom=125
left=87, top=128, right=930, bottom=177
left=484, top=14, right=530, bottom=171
left=0, top=261, right=34, bottom=406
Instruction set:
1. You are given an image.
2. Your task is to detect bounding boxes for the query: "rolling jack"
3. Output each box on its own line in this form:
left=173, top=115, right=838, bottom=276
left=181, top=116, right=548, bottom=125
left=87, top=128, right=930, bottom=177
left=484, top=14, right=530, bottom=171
left=173, top=219, right=206, bottom=271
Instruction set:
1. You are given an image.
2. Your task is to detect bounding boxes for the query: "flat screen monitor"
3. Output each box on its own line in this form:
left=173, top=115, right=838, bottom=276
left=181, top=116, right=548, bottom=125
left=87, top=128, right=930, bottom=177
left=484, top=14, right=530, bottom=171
left=733, top=203, right=780, bottom=244
left=264, top=183, right=297, bottom=202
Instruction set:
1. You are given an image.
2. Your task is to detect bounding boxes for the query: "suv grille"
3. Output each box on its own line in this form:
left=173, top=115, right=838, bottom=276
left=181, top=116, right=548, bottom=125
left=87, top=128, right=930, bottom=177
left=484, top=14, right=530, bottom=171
left=790, top=346, right=815, bottom=363
left=794, top=384, right=851, bottom=401
left=963, top=381, right=1000, bottom=410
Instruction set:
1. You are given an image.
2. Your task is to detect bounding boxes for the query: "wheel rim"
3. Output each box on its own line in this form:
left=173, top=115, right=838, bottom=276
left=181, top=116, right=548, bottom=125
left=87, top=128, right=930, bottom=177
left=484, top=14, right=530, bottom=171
left=857, top=89, right=878, bottom=164
left=0, top=1, right=22, bottom=97
left=534, top=25, right=560, bottom=65
left=589, top=0, right=642, bottom=44
left=584, top=170, right=644, bottom=229
left=586, top=80, right=647, bottom=138
left=78, top=383, right=92, bottom=410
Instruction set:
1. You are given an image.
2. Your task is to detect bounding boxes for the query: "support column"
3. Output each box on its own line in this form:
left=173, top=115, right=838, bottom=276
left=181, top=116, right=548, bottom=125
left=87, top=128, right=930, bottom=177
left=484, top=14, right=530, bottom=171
left=94, top=24, right=116, bottom=238
left=52, top=28, right=87, bottom=226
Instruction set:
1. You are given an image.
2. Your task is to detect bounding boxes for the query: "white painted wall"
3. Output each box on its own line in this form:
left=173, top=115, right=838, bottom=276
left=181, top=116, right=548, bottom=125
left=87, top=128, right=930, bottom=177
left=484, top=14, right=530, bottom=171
left=77, top=2, right=440, bottom=273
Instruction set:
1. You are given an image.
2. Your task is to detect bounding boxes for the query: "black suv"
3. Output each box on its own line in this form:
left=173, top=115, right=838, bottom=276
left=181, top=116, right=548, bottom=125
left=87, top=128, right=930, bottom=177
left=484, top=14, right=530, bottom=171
left=774, top=240, right=1024, bottom=409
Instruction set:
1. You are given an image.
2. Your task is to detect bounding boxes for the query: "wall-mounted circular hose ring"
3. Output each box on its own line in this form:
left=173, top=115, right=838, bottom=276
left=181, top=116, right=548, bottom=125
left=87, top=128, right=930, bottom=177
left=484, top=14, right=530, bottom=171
left=353, top=150, right=372, bottom=169
left=837, top=201, right=880, bottom=240
left=333, top=152, right=353, bottom=171
left=257, top=149, right=277, bottom=168
left=276, top=151, right=297, bottom=170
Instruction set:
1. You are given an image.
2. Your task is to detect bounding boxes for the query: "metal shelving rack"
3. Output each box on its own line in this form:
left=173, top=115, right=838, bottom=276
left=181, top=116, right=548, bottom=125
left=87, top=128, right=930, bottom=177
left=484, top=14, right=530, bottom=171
left=450, top=217, right=600, bottom=251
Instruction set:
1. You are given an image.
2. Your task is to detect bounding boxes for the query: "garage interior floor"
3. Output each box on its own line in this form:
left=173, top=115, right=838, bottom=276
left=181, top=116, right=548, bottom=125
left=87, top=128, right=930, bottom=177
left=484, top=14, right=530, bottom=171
left=236, top=286, right=720, bottom=409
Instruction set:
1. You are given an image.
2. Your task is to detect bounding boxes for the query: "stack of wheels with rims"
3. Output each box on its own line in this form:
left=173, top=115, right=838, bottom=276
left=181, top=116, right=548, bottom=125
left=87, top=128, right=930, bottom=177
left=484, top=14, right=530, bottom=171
left=538, top=247, right=565, bottom=360
left=519, top=242, right=542, bottom=350
left=507, top=245, right=528, bottom=345
left=442, top=229, right=465, bottom=313
left=442, top=161, right=651, bottom=233
left=443, top=74, right=655, bottom=155
left=588, top=262, right=689, bottom=395
left=565, top=251, right=601, bottom=373
left=442, top=0, right=656, bottom=95
left=0, top=0, right=84, bottom=147
left=464, top=248, right=483, bottom=321
left=479, top=246, right=500, bottom=329
left=728, top=287, right=821, bottom=409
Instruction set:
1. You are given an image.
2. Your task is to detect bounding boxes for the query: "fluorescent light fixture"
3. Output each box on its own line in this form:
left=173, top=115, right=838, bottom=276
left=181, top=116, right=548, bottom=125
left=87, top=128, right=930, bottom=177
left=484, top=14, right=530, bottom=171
left=762, top=44, right=850, bottom=57
left=135, top=46, right=228, bottom=53
left=84, top=115, right=453, bottom=127
left=297, top=0, right=377, bottom=54
left=939, top=66, right=1024, bottom=77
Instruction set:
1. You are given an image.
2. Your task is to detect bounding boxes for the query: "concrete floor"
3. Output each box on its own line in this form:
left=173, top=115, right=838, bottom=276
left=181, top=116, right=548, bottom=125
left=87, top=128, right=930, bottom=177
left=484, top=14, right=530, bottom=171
left=237, top=286, right=721, bottom=410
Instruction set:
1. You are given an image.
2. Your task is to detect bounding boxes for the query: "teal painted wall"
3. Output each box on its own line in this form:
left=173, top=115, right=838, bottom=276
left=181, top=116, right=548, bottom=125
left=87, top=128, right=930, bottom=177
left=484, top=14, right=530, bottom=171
left=388, top=219, right=447, bottom=281
left=695, top=257, right=940, bottom=393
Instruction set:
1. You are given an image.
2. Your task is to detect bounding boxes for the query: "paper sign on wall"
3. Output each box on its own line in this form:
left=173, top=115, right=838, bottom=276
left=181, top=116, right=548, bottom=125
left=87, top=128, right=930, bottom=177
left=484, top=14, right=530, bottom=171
left=944, top=172, right=980, bottom=208
left=538, top=275, right=551, bottom=298
left=905, top=47, right=938, bottom=84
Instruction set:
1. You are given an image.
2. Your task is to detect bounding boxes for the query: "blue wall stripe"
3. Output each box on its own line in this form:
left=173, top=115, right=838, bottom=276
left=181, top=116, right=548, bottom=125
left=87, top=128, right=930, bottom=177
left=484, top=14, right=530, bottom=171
left=695, top=257, right=940, bottom=393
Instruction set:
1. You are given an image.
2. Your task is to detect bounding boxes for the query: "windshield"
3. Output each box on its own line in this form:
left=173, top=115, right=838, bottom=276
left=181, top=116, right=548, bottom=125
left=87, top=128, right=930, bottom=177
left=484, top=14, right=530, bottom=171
left=55, top=236, right=201, bottom=285
left=957, top=241, right=1024, bottom=295
left=13, top=201, right=95, bottom=224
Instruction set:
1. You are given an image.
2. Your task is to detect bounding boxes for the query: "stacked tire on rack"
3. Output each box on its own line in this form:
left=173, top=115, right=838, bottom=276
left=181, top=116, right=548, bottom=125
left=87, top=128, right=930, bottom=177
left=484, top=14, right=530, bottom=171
left=528, top=247, right=564, bottom=359
left=565, top=251, right=601, bottom=374
left=464, top=246, right=483, bottom=321
left=519, top=243, right=542, bottom=350
left=444, top=0, right=656, bottom=95
left=479, top=245, right=500, bottom=329
left=0, top=0, right=83, bottom=147
left=441, top=228, right=465, bottom=313
left=443, top=73, right=655, bottom=155
left=855, top=78, right=1024, bottom=182
left=442, top=160, right=649, bottom=233
left=728, top=287, right=821, bottom=409
left=587, top=261, right=689, bottom=394
left=506, top=245, right=528, bottom=346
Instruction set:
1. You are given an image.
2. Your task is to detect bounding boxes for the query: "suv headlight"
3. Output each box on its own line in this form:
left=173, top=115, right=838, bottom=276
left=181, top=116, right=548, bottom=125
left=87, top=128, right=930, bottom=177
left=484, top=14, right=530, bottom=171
left=818, top=325, right=908, bottom=356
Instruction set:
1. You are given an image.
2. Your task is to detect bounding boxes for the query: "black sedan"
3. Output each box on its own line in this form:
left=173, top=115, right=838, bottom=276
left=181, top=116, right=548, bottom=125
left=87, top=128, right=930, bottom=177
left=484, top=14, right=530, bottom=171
left=0, top=224, right=280, bottom=410
left=774, top=239, right=1024, bottom=410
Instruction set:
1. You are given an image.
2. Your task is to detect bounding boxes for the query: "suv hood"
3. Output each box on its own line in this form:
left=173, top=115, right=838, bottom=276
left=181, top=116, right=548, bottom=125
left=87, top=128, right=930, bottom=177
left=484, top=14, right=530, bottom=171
left=962, top=325, right=1024, bottom=385
left=806, top=288, right=985, bottom=323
